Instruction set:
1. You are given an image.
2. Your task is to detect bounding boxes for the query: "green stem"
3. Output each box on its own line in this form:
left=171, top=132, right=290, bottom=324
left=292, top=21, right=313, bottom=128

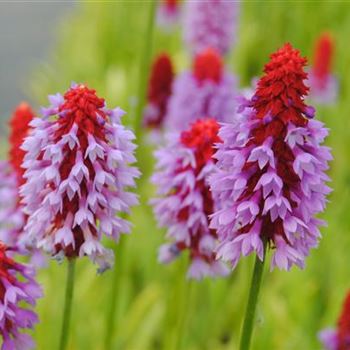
left=174, top=281, right=193, bottom=350
left=59, top=259, right=76, bottom=350
left=239, top=242, right=267, bottom=350
left=134, top=0, right=158, bottom=140
left=104, top=238, right=125, bottom=350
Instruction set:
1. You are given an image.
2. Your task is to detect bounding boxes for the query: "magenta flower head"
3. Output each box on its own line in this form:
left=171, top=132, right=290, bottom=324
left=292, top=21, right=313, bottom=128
left=210, top=43, right=332, bottom=270
left=308, top=32, right=338, bottom=104
left=0, top=103, right=35, bottom=249
left=144, top=53, right=174, bottom=131
left=0, top=242, right=42, bottom=350
left=165, top=47, right=237, bottom=131
left=151, top=118, right=229, bottom=279
left=21, top=84, right=140, bottom=272
left=319, top=290, right=350, bottom=350
left=183, top=0, right=239, bottom=56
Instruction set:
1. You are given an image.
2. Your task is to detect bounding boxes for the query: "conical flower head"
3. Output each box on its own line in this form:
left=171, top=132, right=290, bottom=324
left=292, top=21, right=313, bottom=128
left=0, top=103, right=35, bottom=250
left=210, top=43, right=332, bottom=270
left=152, top=118, right=229, bottom=279
left=183, top=0, right=239, bottom=56
left=0, top=242, right=42, bottom=350
left=319, top=291, right=350, bottom=350
left=308, top=32, right=337, bottom=104
left=165, top=47, right=237, bottom=131
left=21, top=84, right=140, bottom=272
left=144, top=53, right=174, bottom=130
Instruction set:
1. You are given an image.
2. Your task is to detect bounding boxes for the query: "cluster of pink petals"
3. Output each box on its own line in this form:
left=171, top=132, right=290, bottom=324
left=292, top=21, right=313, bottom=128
left=183, top=0, right=239, bottom=56
left=0, top=243, right=42, bottom=350
left=164, top=52, right=237, bottom=131
left=0, top=162, right=24, bottom=249
left=21, top=84, right=140, bottom=272
left=210, top=107, right=331, bottom=270
left=151, top=119, right=229, bottom=279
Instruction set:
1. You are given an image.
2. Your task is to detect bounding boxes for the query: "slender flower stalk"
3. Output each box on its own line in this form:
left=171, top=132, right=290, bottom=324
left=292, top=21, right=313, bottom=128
left=59, top=259, right=76, bottom=350
left=104, top=237, right=125, bottom=350
left=319, top=290, right=350, bottom=350
left=134, top=0, right=158, bottom=141
left=104, top=4, right=157, bottom=348
left=239, top=240, right=267, bottom=350
left=165, top=47, right=237, bottom=131
left=209, top=43, right=332, bottom=349
left=152, top=118, right=229, bottom=279
left=0, top=242, right=42, bottom=350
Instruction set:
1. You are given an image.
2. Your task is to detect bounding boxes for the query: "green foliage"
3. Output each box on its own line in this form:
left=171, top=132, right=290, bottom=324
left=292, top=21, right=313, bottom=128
left=27, top=1, right=350, bottom=349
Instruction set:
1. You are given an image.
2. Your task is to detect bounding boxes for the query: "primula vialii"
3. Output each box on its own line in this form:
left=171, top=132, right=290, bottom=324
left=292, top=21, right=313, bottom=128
left=21, top=84, right=140, bottom=272
left=152, top=119, right=229, bottom=279
left=0, top=242, right=42, bottom=350
left=210, top=43, right=332, bottom=271
left=183, top=0, right=239, bottom=56
left=144, top=53, right=174, bottom=131
left=165, top=47, right=237, bottom=131
left=319, top=290, right=350, bottom=350
left=0, top=103, right=35, bottom=249
left=308, top=32, right=337, bottom=104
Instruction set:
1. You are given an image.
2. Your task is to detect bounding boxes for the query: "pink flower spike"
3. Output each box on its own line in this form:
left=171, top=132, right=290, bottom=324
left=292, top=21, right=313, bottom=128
left=210, top=43, right=332, bottom=271
left=152, top=118, right=230, bottom=279
left=21, top=84, right=140, bottom=272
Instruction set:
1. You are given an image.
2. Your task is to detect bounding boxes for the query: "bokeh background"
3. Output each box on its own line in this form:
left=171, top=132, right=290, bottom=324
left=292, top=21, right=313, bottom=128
left=1, top=2, right=350, bottom=349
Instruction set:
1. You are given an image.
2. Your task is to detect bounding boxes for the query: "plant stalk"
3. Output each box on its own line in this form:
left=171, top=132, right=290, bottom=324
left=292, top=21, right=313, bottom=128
left=134, top=0, right=158, bottom=141
left=239, top=241, right=267, bottom=350
left=59, top=258, right=76, bottom=350
left=104, top=238, right=125, bottom=350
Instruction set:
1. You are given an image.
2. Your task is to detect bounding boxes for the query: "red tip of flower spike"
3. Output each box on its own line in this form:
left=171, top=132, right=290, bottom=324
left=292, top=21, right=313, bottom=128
left=181, top=118, right=221, bottom=167
left=164, top=0, right=177, bottom=10
left=9, top=102, right=35, bottom=185
left=193, top=48, right=223, bottom=83
left=252, top=43, right=310, bottom=131
left=312, top=32, right=334, bottom=81
left=146, top=53, right=174, bottom=128
left=56, top=84, right=106, bottom=143
left=337, top=291, right=350, bottom=350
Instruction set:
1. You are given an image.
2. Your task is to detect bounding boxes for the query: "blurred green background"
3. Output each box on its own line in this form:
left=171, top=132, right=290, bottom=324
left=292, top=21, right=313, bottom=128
left=3, top=1, right=350, bottom=349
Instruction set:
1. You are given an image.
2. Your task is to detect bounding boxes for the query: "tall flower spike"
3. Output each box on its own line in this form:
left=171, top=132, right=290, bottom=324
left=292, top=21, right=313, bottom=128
left=319, top=290, right=350, bottom=350
left=183, top=0, right=239, bottom=56
left=0, top=242, right=42, bottom=350
left=0, top=103, right=35, bottom=249
left=144, top=53, right=174, bottom=131
left=210, top=43, right=332, bottom=270
left=157, top=0, right=180, bottom=30
left=165, top=47, right=237, bottom=131
left=21, top=84, right=140, bottom=272
left=308, top=32, right=337, bottom=104
left=151, top=118, right=229, bottom=279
